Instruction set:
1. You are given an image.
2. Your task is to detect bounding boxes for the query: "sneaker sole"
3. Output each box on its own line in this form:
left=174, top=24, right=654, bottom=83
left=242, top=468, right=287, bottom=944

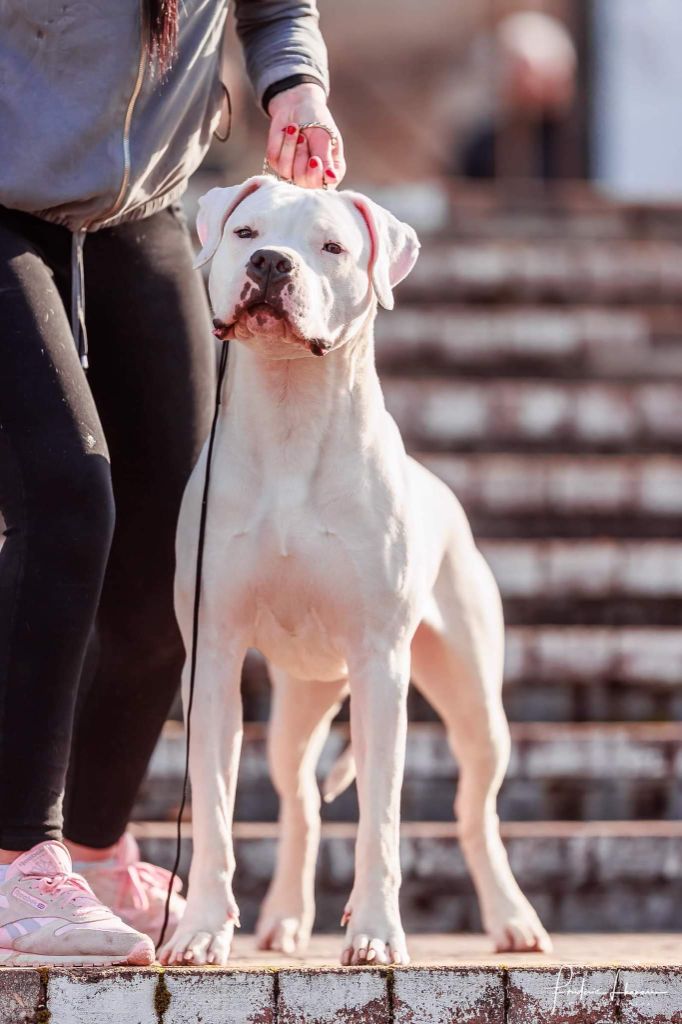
left=0, top=939, right=155, bottom=967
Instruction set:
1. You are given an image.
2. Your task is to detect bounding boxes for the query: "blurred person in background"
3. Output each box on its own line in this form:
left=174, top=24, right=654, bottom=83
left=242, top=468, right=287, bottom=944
left=0, top=0, right=344, bottom=966
left=455, top=11, right=577, bottom=180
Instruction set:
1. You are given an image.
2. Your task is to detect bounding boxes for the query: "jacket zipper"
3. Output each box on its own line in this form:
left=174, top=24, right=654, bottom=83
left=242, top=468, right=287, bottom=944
left=71, top=1, right=148, bottom=368
left=83, top=0, right=148, bottom=231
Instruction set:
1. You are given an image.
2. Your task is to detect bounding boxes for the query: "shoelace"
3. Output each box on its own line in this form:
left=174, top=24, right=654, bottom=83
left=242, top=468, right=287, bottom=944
left=116, top=862, right=183, bottom=912
left=38, top=872, right=100, bottom=907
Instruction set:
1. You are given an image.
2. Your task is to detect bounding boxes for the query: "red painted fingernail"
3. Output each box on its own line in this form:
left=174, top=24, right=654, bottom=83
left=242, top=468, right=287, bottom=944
left=309, top=157, right=319, bottom=168
left=286, top=124, right=297, bottom=135
left=297, top=133, right=305, bottom=144
left=325, top=167, right=337, bottom=180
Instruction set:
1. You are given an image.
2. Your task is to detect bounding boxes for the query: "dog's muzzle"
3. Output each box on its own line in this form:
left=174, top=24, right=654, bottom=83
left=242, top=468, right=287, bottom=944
left=247, top=248, right=293, bottom=286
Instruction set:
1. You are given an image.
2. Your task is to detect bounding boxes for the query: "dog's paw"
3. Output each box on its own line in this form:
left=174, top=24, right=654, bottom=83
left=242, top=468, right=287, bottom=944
left=485, top=897, right=552, bottom=953
left=158, top=916, right=238, bottom=966
left=256, top=884, right=314, bottom=955
left=256, top=914, right=310, bottom=955
left=340, top=901, right=409, bottom=965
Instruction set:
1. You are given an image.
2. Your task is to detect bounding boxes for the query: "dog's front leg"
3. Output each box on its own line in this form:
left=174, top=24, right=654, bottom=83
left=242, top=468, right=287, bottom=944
left=159, top=640, right=246, bottom=965
left=342, top=648, right=411, bottom=966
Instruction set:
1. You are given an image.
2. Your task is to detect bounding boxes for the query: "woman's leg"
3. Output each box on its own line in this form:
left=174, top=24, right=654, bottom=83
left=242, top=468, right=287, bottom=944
left=63, top=204, right=215, bottom=848
left=0, top=212, right=114, bottom=854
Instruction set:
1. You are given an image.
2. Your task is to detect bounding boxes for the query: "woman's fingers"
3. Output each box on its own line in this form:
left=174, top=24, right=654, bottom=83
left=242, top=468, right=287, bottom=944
left=265, top=112, right=346, bottom=188
left=293, top=133, right=311, bottom=184
left=331, top=131, right=347, bottom=182
left=265, top=121, right=299, bottom=180
left=265, top=84, right=346, bottom=188
left=307, top=127, right=334, bottom=177
left=295, top=126, right=346, bottom=188
left=303, top=155, right=324, bottom=188
left=304, top=127, right=342, bottom=187
left=265, top=116, right=286, bottom=175
left=277, top=123, right=301, bottom=181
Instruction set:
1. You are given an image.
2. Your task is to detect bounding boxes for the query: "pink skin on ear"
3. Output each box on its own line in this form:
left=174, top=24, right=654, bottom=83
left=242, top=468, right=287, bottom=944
left=351, top=196, right=420, bottom=311
left=352, top=198, right=381, bottom=299
left=196, top=207, right=211, bottom=247
left=194, top=176, right=272, bottom=269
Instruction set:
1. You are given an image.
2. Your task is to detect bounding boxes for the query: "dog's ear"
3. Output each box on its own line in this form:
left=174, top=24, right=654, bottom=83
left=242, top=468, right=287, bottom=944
left=345, top=192, right=420, bottom=310
left=193, top=175, right=271, bottom=269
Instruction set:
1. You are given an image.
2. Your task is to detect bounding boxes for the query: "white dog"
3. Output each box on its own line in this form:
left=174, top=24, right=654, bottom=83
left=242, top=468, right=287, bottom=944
left=159, top=176, right=550, bottom=967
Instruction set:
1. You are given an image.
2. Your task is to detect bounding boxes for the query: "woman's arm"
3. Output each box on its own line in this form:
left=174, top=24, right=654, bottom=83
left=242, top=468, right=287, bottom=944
left=234, top=0, right=346, bottom=188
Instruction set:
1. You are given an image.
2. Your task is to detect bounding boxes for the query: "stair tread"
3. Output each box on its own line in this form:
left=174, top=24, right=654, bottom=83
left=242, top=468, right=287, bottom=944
left=402, top=240, right=682, bottom=304
left=159, top=719, right=682, bottom=742
left=417, top=452, right=682, bottom=524
left=139, top=719, right=682, bottom=824
left=215, top=932, right=682, bottom=968
left=377, top=305, right=682, bottom=378
left=130, top=819, right=682, bottom=839
left=384, top=377, right=682, bottom=452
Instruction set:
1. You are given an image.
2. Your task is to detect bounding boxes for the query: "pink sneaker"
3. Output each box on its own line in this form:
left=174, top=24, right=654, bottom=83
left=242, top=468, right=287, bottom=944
left=0, top=841, right=155, bottom=966
left=77, top=833, right=185, bottom=944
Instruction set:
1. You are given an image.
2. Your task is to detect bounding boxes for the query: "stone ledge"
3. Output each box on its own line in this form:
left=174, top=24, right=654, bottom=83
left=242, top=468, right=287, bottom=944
left=1, top=936, right=680, bottom=1024
left=384, top=378, right=682, bottom=451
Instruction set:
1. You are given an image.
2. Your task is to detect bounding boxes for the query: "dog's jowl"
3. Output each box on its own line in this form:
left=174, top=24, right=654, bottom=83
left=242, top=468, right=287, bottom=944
left=159, top=175, right=551, bottom=966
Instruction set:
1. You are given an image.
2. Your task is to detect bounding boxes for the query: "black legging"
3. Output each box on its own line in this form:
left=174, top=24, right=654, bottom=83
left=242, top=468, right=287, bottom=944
left=0, top=203, right=215, bottom=850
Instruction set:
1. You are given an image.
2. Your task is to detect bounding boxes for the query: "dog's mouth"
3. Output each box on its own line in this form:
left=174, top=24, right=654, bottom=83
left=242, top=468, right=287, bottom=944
left=212, top=300, right=282, bottom=340
left=213, top=302, right=332, bottom=357
left=243, top=300, right=286, bottom=325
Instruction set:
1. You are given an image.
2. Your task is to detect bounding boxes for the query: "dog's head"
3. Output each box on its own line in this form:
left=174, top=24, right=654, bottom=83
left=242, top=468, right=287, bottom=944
left=194, top=175, right=420, bottom=358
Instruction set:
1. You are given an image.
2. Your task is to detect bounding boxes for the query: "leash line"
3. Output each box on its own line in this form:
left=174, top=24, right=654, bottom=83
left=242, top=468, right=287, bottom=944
left=158, top=338, right=230, bottom=950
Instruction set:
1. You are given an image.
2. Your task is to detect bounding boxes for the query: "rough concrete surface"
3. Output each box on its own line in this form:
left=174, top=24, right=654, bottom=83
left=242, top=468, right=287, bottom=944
left=1, top=937, right=679, bottom=1024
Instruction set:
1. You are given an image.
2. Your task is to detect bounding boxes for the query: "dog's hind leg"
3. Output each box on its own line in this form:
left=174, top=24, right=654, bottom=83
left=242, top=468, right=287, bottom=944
left=411, top=544, right=551, bottom=953
left=256, top=667, right=349, bottom=954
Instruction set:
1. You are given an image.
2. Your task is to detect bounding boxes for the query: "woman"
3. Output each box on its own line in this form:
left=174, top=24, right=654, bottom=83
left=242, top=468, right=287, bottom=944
left=0, top=0, right=345, bottom=966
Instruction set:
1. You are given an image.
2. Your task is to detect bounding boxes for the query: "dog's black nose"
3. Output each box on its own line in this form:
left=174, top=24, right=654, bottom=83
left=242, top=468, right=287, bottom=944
left=248, top=248, right=293, bottom=281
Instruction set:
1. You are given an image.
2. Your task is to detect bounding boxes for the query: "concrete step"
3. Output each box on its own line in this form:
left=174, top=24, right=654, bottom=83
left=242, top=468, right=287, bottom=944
left=380, top=177, right=682, bottom=240
left=10, top=935, right=682, bottom=1024
left=377, top=305, right=682, bottom=378
left=181, top=627, right=681, bottom=725
left=504, top=627, right=682, bottom=722
left=482, top=539, right=682, bottom=626
left=131, top=819, right=682, bottom=934
left=400, top=240, right=682, bottom=304
left=483, top=539, right=682, bottom=600
left=384, top=377, right=682, bottom=453
left=420, top=452, right=682, bottom=538
left=136, top=721, right=682, bottom=825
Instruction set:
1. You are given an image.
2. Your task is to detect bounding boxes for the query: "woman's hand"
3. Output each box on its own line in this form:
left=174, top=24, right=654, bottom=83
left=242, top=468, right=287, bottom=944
left=266, top=82, right=346, bottom=189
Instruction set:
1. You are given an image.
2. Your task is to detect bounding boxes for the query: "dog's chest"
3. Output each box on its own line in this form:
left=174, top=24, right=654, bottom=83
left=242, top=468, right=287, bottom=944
left=211, top=445, right=416, bottom=676
left=221, top=490, right=355, bottom=676
left=252, top=525, right=352, bottom=679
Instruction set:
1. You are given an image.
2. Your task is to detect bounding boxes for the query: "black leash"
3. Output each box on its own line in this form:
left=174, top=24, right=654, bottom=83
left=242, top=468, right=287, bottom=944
left=158, top=338, right=230, bottom=950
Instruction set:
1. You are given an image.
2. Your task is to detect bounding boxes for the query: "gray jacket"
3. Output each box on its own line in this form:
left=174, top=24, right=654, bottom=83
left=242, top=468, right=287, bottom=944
left=0, top=0, right=329, bottom=232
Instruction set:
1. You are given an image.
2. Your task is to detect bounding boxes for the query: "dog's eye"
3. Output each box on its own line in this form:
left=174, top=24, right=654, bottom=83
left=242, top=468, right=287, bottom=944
left=234, top=227, right=255, bottom=239
left=323, top=241, right=344, bottom=255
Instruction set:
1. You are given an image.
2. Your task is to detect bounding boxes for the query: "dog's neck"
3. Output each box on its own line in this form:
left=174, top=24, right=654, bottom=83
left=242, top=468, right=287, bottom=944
left=222, top=309, right=384, bottom=473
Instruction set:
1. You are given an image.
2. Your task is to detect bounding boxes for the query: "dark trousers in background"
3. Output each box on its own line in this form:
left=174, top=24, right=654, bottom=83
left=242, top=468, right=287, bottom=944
left=0, top=203, right=215, bottom=849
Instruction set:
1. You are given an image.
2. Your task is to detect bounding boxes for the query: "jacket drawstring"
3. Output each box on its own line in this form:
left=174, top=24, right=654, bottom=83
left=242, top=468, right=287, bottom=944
left=71, top=229, right=89, bottom=370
